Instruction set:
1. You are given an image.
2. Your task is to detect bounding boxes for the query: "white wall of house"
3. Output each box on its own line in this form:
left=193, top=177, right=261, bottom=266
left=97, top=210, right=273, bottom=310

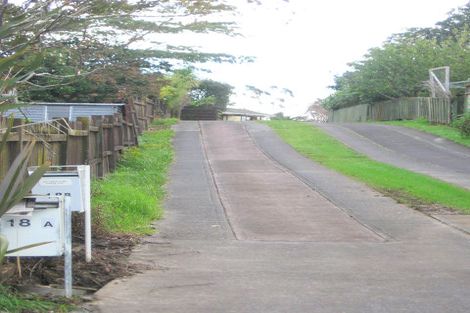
left=222, top=114, right=270, bottom=121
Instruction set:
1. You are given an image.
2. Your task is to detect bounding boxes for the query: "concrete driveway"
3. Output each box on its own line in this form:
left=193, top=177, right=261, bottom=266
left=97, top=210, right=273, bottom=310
left=93, top=121, right=470, bottom=313
left=316, top=123, right=470, bottom=189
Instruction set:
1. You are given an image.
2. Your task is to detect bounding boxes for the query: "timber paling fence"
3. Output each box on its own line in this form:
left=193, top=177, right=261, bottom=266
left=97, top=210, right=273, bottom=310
left=0, top=98, right=159, bottom=179
left=328, top=97, right=452, bottom=124
left=180, top=105, right=220, bottom=120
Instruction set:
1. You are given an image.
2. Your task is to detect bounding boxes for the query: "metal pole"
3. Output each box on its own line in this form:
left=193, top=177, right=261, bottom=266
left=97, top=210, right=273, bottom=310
left=445, top=66, right=450, bottom=93
left=64, top=196, right=73, bottom=298
left=465, top=84, right=470, bottom=113
left=429, top=69, right=435, bottom=98
left=84, top=165, right=92, bottom=262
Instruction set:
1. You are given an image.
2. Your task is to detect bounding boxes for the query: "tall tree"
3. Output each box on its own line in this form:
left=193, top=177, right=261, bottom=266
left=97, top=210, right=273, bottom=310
left=159, top=68, right=198, bottom=116
left=190, top=79, right=233, bottom=110
left=0, top=0, right=245, bottom=103
left=322, top=2, right=470, bottom=110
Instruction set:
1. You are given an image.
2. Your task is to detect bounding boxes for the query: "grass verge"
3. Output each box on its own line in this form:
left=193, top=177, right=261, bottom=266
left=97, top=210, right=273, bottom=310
left=151, top=117, right=179, bottom=128
left=265, top=120, right=470, bottom=214
left=1, top=118, right=177, bottom=312
left=92, top=118, right=177, bottom=235
left=0, top=285, right=70, bottom=313
left=382, top=119, right=470, bottom=148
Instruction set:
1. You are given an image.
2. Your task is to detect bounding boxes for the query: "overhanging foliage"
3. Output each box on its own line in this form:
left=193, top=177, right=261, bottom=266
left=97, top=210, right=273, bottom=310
left=322, top=3, right=470, bottom=110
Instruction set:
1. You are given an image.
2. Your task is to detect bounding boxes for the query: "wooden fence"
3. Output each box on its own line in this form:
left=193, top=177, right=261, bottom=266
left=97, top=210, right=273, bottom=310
left=180, top=106, right=220, bottom=120
left=128, top=97, right=160, bottom=134
left=327, top=104, right=369, bottom=123
left=0, top=98, right=159, bottom=179
left=328, top=97, right=451, bottom=124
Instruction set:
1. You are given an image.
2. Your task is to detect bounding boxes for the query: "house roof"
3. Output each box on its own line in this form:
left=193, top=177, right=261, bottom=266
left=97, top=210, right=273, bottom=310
left=222, top=108, right=270, bottom=117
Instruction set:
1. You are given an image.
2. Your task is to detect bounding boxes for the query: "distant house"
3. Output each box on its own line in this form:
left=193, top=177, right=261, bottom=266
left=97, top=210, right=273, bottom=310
left=3, top=102, right=125, bottom=122
left=305, top=104, right=328, bottom=122
left=221, top=108, right=271, bottom=121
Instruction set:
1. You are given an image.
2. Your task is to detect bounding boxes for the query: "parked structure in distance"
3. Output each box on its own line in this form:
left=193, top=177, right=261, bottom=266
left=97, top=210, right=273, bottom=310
left=221, top=108, right=271, bottom=121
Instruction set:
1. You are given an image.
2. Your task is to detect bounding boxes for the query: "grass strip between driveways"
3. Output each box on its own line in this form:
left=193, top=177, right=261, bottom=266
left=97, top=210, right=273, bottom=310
left=92, top=118, right=178, bottom=235
left=265, top=120, right=470, bottom=214
left=382, top=119, right=470, bottom=148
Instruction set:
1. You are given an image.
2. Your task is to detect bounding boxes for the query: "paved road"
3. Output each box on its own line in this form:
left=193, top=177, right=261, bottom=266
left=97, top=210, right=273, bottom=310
left=316, top=123, right=470, bottom=189
left=93, top=121, right=470, bottom=313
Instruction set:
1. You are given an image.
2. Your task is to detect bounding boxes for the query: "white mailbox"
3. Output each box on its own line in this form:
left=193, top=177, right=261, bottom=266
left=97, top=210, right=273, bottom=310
left=29, top=165, right=92, bottom=263
left=29, top=165, right=90, bottom=213
left=0, top=196, right=65, bottom=257
left=0, top=195, right=74, bottom=298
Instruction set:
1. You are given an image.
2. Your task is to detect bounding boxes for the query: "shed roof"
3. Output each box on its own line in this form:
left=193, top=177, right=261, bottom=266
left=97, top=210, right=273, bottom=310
left=30, top=102, right=125, bottom=106
left=3, top=102, right=125, bottom=122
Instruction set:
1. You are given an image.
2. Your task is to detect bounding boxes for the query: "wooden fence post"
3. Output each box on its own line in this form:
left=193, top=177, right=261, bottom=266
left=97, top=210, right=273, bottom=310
left=96, top=117, right=108, bottom=178
left=87, top=117, right=100, bottom=178
left=0, top=117, right=13, bottom=179
left=66, top=120, right=88, bottom=165
left=13, top=119, right=24, bottom=155
left=113, top=114, right=124, bottom=165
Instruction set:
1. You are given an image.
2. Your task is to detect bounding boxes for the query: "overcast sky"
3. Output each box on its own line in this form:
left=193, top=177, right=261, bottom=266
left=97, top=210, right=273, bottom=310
left=165, top=0, right=470, bottom=116
left=14, top=0, right=468, bottom=115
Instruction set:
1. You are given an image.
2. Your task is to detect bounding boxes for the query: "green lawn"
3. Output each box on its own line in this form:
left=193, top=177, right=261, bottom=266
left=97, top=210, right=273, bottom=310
left=92, top=118, right=177, bottom=234
left=383, top=119, right=470, bottom=148
left=265, top=120, right=470, bottom=214
left=0, top=285, right=70, bottom=313
left=151, top=117, right=179, bottom=128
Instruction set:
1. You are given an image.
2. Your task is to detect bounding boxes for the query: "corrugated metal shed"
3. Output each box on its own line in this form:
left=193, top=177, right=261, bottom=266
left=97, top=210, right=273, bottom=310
left=3, top=102, right=125, bottom=122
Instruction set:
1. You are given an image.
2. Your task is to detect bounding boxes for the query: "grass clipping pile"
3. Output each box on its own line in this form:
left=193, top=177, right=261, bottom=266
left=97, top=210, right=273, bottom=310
left=2, top=214, right=145, bottom=292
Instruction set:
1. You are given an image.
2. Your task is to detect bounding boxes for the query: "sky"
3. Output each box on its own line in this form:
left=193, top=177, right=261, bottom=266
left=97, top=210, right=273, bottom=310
left=157, top=0, right=470, bottom=117
left=11, top=0, right=468, bottom=116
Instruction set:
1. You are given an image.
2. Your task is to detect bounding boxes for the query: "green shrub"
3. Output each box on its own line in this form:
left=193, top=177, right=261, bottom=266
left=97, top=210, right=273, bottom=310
left=461, top=117, right=470, bottom=137
left=453, top=113, right=470, bottom=137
